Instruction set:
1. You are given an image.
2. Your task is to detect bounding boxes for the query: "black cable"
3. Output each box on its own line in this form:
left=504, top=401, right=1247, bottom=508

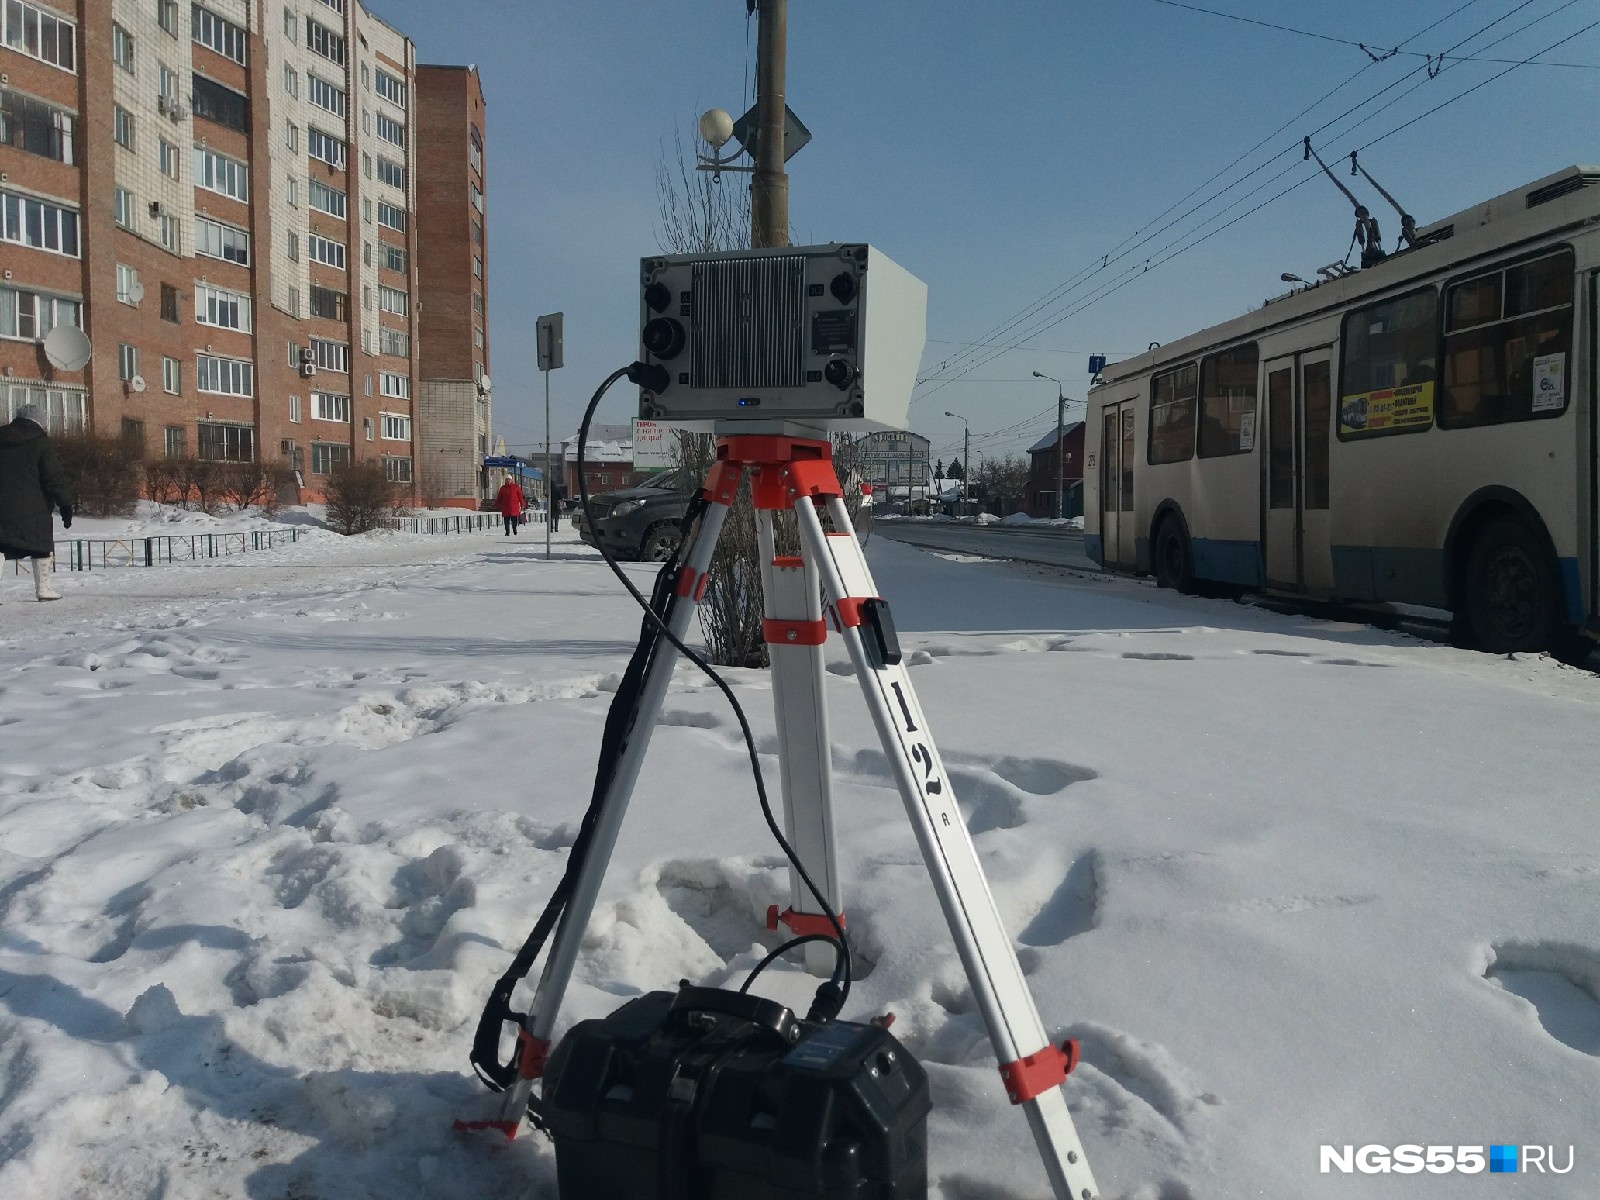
left=576, top=367, right=853, bottom=1009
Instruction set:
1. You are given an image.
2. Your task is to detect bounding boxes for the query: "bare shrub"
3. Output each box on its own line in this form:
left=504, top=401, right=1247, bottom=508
left=218, top=461, right=297, bottom=514
left=143, top=457, right=184, bottom=506
left=51, top=432, right=141, bottom=517
left=323, top=460, right=402, bottom=534
left=172, top=457, right=227, bottom=515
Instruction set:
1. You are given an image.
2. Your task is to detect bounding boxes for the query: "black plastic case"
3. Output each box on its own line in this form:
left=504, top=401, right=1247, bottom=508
left=539, top=986, right=930, bottom=1200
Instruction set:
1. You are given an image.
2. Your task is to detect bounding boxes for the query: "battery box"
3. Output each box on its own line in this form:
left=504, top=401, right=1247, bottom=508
left=538, top=984, right=930, bottom=1199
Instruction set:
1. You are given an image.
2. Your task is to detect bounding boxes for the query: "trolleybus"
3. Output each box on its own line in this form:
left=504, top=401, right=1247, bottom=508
left=1085, top=165, right=1599, bottom=656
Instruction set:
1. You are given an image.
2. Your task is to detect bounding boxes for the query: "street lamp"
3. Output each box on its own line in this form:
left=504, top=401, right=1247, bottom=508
left=943, top=410, right=969, bottom=512
left=1032, top=371, right=1073, bottom=521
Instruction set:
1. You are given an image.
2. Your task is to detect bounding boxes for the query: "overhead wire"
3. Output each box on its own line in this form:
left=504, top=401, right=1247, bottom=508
left=913, top=0, right=1589, bottom=405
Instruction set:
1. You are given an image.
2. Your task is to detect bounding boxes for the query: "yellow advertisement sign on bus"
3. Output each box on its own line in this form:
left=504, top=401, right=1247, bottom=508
left=1339, top=381, right=1434, bottom=436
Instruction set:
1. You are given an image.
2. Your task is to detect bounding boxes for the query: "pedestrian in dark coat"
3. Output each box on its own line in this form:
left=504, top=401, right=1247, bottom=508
left=0, top=404, right=74, bottom=601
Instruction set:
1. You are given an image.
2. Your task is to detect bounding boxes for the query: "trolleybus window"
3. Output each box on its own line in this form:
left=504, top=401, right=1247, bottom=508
left=1303, top=359, right=1331, bottom=510
left=1337, top=287, right=1437, bottom=439
left=1148, top=362, right=1197, bottom=464
left=1197, top=342, right=1259, bottom=458
left=1440, top=247, right=1573, bottom=429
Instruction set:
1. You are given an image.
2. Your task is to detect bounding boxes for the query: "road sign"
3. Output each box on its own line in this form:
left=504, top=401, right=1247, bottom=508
left=731, top=103, right=812, bottom=164
left=537, top=312, right=564, bottom=371
left=632, top=419, right=674, bottom=470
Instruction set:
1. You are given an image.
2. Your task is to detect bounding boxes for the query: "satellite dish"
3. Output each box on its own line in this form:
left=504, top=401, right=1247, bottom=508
left=479, top=374, right=492, bottom=392
left=130, top=375, right=147, bottom=393
left=129, top=279, right=145, bottom=304
left=42, top=325, right=92, bottom=372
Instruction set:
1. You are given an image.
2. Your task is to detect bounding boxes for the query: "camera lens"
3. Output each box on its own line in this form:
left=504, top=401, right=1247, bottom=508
left=823, top=358, right=854, bottom=390
left=829, top=272, right=857, bottom=305
left=644, top=282, right=672, bottom=313
left=643, top=317, right=686, bottom=360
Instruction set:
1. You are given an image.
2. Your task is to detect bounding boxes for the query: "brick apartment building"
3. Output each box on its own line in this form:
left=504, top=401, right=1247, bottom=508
left=1025, top=420, right=1085, bottom=518
left=0, top=0, right=484, bottom=498
left=413, top=63, right=488, bottom=506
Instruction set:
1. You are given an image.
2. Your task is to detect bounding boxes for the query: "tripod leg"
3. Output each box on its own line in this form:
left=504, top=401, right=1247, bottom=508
left=794, top=494, right=1101, bottom=1200
left=755, top=508, right=841, bottom=977
left=494, top=490, right=733, bottom=1128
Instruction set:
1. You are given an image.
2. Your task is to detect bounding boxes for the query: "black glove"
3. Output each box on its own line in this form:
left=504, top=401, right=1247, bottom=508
left=60, top=505, right=73, bottom=529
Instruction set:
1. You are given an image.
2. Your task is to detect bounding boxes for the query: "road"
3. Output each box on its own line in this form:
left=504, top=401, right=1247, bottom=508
left=872, top=518, right=1098, bottom=571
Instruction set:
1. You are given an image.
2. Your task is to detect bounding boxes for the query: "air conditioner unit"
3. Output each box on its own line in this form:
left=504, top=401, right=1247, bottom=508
left=169, top=103, right=186, bottom=122
left=301, top=362, right=318, bottom=378
left=636, top=242, right=926, bottom=432
left=130, top=375, right=148, bottom=393
left=156, top=95, right=169, bottom=115
left=300, top=348, right=316, bottom=365
left=149, top=201, right=164, bottom=218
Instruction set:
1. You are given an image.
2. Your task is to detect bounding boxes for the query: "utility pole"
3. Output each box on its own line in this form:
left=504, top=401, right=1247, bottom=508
left=1034, top=371, right=1066, bottom=520
left=751, top=0, right=788, bottom=249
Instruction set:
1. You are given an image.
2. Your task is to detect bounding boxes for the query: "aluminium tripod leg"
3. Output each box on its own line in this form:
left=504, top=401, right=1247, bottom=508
left=755, top=508, right=841, bottom=977
left=494, top=490, right=733, bottom=1129
left=793, top=494, right=1101, bottom=1200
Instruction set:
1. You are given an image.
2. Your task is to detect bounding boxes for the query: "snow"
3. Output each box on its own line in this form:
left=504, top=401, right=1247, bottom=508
left=2, top=526, right=1597, bottom=1199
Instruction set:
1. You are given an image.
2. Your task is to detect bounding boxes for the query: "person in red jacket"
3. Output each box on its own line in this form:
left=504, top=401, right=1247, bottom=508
left=496, top=476, right=525, bottom=535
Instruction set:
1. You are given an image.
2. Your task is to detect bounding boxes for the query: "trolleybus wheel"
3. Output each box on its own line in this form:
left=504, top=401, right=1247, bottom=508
left=1153, top=517, right=1194, bottom=593
left=1463, top=518, right=1561, bottom=654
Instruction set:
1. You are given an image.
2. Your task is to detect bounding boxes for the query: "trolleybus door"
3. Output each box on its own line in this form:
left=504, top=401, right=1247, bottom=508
left=1100, top=401, right=1137, bottom=569
left=1263, top=350, right=1334, bottom=592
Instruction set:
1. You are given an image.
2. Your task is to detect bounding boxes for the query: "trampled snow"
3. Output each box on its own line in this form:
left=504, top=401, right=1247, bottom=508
left=2, top=521, right=1597, bottom=1198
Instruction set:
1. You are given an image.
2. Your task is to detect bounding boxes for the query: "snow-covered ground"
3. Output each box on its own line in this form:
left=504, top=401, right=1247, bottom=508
left=1, top=526, right=1596, bottom=1199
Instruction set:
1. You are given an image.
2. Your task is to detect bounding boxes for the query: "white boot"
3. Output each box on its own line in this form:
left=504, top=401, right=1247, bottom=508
left=33, top=555, right=62, bottom=601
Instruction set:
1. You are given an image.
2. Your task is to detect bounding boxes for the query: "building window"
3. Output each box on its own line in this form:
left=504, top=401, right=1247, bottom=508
left=310, top=337, right=348, bottom=373
left=287, top=286, right=300, bottom=317
left=285, top=120, right=298, bottom=152
left=379, top=327, right=409, bottom=357
left=374, top=68, right=405, bottom=109
left=195, top=216, right=249, bottom=265
left=379, top=373, right=409, bottom=400
left=307, top=73, right=346, bottom=118
left=193, top=145, right=248, bottom=201
left=362, top=285, right=371, bottom=311
left=308, top=234, right=346, bottom=269
left=469, top=125, right=483, bottom=174
left=283, top=6, right=296, bottom=38
left=159, top=137, right=179, bottom=178
left=311, top=390, right=350, bottom=422
left=470, top=182, right=484, bottom=213
left=361, top=151, right=371, bottom=178
left=1148, top=362, right=1197, bottom=465
left=377, top=156, right=405, bottom=190
left=310, top=442, right=350, bottom=474
left=380, top=411, right=411, bottom=440
left=471, top=218, right=483, bottom=247
left=383, top=456, right=412, bottom=483
left=191, top=4, right=246, bottom=65
left=112, top=23, right=134, bottom=72
left=116, top=264, right=140, bottom=305
left=159, top=62, right=179, bottom=101
left=307, top=126, right=346, bottom=170
left=162, top=357, right=181, bottom=394
left=197, top=421, right=254, bottom=461
left=113, top=104, right=135, bottom=150
left=472, top=291, right=484, bottom=316
left=310, top=285, right=347, bottom=321
left=287, top=174, right=299, bottom=207
left=118, top=343, right=139, bottom=382
left=362, top=416, right=373, bottom=440
left=0, top=286, right=81, bottom=341
left=192, top=73, right=247, bottom=132
left=382, top=244, right=407, bottom=273
left=309, top=179, right=346, bottom=219
left=378, top=285, right=409, bottom=316
left=1, top=189, right=80, bottom=256
left=283, top=63, right=299, bottom=97
left=375, top=112, right=405, bottom=148
left=376, top=201, right=406, bottom=233
left=362, top=197, right=372, bottom=224
left=305, top=17, right=345, bottom=65
left=2, top=1, right=77, bottom=72
left=195, top=282, right=251, bottom=331
left=473, top=255, right=482, bottom=279
left=6, top=384, right=86, bottom=432
left=474, top=327, right=484, bottom=349
left=159, top=0, right=180, bottom=37
left=161, top=426, right=184, bottom=457
left=286, top=231, right=298, bottom=261
left=314, top=0, right=345, bottom=14
left=121, top=417, right=146, bottom=448
left=0, top=88, right=76, bottom=164
left=160, top=282, right=179, bottom=322
left=289, top=394, right=301, bottom=423
left=196, top=354, right=253, bottom=396
left=160, top=214, right=180, bottom=253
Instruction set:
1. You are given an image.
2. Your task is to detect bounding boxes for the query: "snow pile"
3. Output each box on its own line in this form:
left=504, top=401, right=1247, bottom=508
left=999, top=512, right=1033, bottom=526
left=1, top=533, right=1597, bottom=1198
left=975, top=512, right=1000, bottom=525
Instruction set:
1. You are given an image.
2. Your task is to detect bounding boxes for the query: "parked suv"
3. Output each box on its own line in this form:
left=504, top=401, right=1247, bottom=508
left=573, top=469, right=693, bottom=561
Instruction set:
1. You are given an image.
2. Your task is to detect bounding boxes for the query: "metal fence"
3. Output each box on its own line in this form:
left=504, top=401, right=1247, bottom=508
left=377, top=512, right=546, bottom=535
left=49, top=528, right=304, bottom=571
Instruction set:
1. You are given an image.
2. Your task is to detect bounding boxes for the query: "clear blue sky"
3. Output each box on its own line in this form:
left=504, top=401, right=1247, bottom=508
left=371, top=0, right=1598, bottom=470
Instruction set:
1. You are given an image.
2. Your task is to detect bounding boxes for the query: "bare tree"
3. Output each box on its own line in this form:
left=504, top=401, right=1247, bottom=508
left=656, top=127, right=751, bottom=255
left=974, top=454, right=1031, bottom=516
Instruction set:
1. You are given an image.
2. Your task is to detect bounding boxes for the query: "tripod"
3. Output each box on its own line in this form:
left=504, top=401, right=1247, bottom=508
left=491, top=432, right=1100, bottom=1200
